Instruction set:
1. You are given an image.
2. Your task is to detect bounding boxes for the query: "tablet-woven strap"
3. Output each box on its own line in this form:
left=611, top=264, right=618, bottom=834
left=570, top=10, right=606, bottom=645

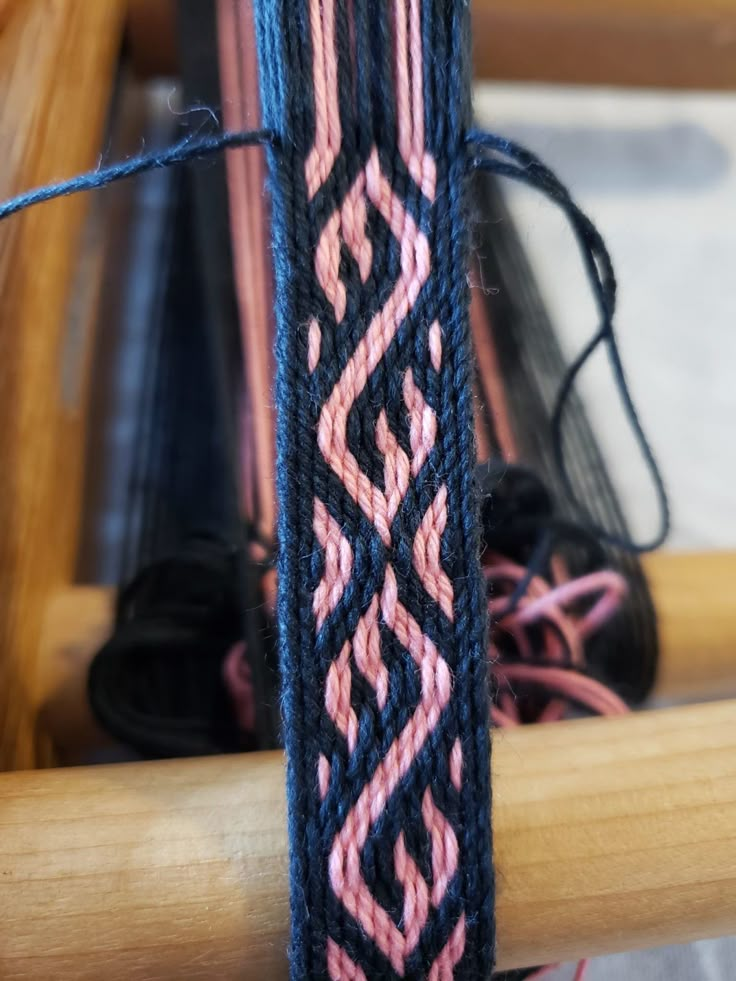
left=256, top=1, right=495, bottom=976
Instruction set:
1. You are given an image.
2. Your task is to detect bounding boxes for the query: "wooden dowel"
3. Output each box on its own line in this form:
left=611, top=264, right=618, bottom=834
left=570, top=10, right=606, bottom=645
left=1, top=699, right=736, bottom=976
left=0, top=751, right=289, bottom=980
left=644, top=551, right=736, bottom=701
left=34, top=551, right=736, bottom=757
left=493, top=698, right=736, bottom=968
left=34, top=587, right=117, bottom=760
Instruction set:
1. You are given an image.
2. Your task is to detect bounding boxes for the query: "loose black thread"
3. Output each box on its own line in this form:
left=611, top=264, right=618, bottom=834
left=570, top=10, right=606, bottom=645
left=468, top=129, right=670, bottom=556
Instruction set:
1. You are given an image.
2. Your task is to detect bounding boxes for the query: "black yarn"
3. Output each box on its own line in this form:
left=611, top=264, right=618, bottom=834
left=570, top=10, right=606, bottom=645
left=176, top=7, right=284, bottom=749
left=477, top=460, right=607, bottom=615
left=88, top=534, right=256, bottom=758
left=468, top=130, right=670, bottom=555
left=86, top=168, right=275, bottom=756
left=470, top=173, right=660, bottom=704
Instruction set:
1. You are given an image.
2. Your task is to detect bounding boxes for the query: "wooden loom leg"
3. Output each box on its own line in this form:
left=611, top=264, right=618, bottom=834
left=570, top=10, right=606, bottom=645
left=0, top=0, right=125, bottom=771
left=0, top=699, right=735, bottom=976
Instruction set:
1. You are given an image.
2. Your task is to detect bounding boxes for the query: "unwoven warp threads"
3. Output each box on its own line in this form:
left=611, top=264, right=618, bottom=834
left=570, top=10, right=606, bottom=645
left=255, top=0, right=495, bottom=978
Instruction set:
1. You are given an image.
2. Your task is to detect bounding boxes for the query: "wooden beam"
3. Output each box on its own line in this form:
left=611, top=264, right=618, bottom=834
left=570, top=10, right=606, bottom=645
left=0, top=1, right=125, bottom=769
left=34, top=551, right=736, bottom=758
left=0, top=699, right=735, bottom=976
left=493, top=698, right=736, bottom=967
left=122, top=0, right=736, bottom=88
left=472, top=0, right=736, bottom=89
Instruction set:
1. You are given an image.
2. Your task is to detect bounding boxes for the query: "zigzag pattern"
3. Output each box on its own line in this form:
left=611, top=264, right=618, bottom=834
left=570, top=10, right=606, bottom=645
left=256, top=0, right=495, bottom=976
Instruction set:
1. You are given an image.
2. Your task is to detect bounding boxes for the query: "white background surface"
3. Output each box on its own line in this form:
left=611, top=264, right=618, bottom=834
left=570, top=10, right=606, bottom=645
left=475, top=83, right=736, bottom=551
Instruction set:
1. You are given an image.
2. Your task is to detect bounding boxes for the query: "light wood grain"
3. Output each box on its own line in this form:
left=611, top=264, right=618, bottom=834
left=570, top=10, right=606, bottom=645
left=494, top=699, right=736, bottom=967
left=34, top=551, right=736, bottom=757
left=34, top=587, right=116, bottom=761
left=0, top=750, right=290, bottom=980
left=644, top=550, right=736, bottom=701
left=1, top=700, right=735, bottom=975
left=0, top=1, right=125, bottom=769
